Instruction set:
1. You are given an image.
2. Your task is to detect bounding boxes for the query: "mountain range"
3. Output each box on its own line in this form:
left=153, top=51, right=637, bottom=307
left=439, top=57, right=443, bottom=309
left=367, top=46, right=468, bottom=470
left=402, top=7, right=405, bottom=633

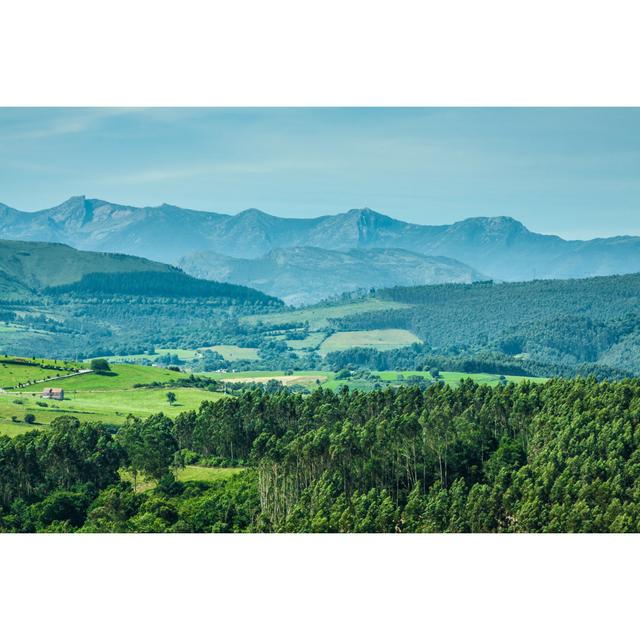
left=179, top=247, right=484, bottom=305
left=2, top=197, right=640, bottom=296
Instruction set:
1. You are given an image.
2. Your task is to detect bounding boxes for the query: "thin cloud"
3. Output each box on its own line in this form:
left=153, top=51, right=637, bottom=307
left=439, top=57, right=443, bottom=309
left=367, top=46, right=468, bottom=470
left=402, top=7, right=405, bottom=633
left=0, top=108, right=146, bottom=142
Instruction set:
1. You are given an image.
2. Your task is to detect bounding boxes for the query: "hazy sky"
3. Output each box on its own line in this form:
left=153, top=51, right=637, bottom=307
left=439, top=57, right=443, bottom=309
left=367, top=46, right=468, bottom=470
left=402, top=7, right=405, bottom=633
left=0, top=108, right=638, bottom=239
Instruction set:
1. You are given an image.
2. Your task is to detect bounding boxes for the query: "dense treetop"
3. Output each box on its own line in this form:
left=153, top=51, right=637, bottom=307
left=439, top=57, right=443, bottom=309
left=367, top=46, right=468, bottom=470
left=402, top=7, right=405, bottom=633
left=3, top=377, right=640, bottom=532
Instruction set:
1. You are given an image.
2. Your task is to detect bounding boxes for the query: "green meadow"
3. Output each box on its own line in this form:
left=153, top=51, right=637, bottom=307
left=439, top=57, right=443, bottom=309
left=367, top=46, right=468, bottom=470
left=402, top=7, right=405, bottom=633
left=0, top=356, right=80, bottom=388
left=318, top=329, right=422, bottom=355
left=0, top=355, right=548, bottom=438
left=101, top=345, right=260, bottom=364
left=0, top=361, right=221, bottom=436
left=0, top=387, right=224, bottom=436
left=243, top=298, right=409, bottom=330
left=28, top=364, right=188, bottom=391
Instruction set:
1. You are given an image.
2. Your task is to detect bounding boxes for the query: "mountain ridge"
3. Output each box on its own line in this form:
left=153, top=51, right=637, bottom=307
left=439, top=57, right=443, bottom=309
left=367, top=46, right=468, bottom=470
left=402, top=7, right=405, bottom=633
left=179, top=246, right=486, bottom=305
left=2, top=197, right=640, bottom=282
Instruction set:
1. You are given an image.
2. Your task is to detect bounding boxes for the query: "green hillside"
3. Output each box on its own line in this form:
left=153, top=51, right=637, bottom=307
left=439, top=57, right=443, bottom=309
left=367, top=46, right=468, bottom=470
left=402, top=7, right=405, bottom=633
left=0, top=359, right=222, bottom=436
left=0, top=239, right=176, bottom=291
left=0, top=240, right=283, bottom=360
left=321, top=275, right=640, bottom=378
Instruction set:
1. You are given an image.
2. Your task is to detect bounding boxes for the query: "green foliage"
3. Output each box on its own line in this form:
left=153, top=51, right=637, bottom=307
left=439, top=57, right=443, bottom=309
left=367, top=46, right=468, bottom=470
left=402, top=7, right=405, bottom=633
left=4, top=378, right=640, bottom=533
left=90, top=358, right=111, bottom=373
left=45, top=271, right=282, bottom=304
left=117, top=414, right=179, bottom=482
left=327, top=276, right=640, bottom=377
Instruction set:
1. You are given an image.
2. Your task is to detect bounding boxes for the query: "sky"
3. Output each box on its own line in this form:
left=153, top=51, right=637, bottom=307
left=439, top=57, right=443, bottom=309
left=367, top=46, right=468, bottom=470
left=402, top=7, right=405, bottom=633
left=0, top=107, right=638, bottom=239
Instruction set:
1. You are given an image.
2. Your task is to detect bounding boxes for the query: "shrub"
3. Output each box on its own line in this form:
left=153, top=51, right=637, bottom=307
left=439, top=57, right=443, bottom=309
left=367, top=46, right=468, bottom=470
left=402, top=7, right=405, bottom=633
left=24, top=413, right=36, bottom=424
left=90, top=358, right=111, bottom=374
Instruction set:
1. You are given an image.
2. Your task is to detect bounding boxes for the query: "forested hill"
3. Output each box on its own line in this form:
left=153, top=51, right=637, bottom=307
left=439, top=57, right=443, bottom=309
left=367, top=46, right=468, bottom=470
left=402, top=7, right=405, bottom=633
left=326, top=273, right=640, bottom=376
left=0, top=239, right=176, bottom=292
left=0, top=239, right=281, bottom=305
left=0, top=239, right=282, bottom=358
left=4, top=378, right=640, bottom=532
left=45, top=270, right=282, bottom=304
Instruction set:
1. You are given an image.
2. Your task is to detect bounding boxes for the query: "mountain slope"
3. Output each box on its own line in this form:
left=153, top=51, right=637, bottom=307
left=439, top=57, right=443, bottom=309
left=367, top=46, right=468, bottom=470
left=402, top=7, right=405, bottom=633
left=179, top=247, right=485, bottom=305
left=3, top=198, right=640, bottom=281
left=0, top=239, right=281, bottom=305
left=0, top=239, right=177, bottom=290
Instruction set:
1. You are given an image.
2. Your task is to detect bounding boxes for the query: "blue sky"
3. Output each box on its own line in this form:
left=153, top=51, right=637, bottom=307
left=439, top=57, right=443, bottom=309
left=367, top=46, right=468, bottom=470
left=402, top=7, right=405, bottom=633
left=0, top=108, right=638, bottom=239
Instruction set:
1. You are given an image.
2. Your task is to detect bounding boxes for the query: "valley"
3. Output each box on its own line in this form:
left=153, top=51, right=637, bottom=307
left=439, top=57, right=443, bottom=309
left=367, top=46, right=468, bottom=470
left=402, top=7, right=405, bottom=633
left=2, top=195, right=640, bottom=535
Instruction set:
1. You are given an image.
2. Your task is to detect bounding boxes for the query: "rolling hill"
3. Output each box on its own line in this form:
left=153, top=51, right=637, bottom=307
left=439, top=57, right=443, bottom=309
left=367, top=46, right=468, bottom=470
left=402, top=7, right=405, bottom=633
left=0, top=239, right=280, bottom=305
left=0, top=239, right=176, bottom=292
left=3, top=197, right=640, bottom=282
left=179, top=246, right=485, bottom=305
left=321, top=274, right=640, bottom=377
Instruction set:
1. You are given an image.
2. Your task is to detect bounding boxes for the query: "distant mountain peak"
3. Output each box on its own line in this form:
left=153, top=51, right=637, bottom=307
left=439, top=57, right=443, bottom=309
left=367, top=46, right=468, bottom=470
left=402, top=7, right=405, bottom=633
left=63, top=195, right=86, bottom=204
left=236, top=208, right=272, bottom=218
left=345, top=207, right=387, bottom=219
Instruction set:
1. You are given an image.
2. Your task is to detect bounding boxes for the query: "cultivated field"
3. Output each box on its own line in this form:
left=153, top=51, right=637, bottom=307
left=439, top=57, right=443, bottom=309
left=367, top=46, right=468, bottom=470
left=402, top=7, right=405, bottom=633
left=206, top=345, right=260, bottom=361
left=243, top=298, right=410, bottom=330
left=319, top=329, right=422, bottom=355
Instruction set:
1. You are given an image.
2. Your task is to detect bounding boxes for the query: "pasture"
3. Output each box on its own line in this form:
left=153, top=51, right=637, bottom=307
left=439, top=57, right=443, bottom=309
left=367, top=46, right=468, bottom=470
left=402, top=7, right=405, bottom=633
left=0, top=356, right=80, bottom=388
left=243, top=298, right=410, bottom=330
left=319, top=329, right=422, bottom=355
left=0, top=359, right=222, bottom=436
left=28, top=364, right=188, bottom=392
left=0, top=387, right=225, bottom=436
left=205, top=345, right=260, bottom=361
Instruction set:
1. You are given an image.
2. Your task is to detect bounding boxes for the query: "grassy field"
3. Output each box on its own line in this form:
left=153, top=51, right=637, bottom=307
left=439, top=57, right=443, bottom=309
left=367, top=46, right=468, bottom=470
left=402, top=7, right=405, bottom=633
left=0, top=387, right=225, bottom=435
left=100, top=345, right=260, bottom=364
left=204, top=368, right=548, bottom=391
left=0, top=356, right=80, bottom=388
left=27, top=364, right=188, bottom=392
left=373, top=370, right=549, bottom=386
left=203, top=369, right=288, bottom=380
left=319, top=329, right=422, bottom=355
left=243, top=298, right=410, bottom=330
left=120, top=466, right=244, bottom=492
left=0, top=355, right=549, bottom=438
left=0, top=360, right=223, bottom=436
left=98, top=349, right=198, bottom=364
left=206, top=345, right=260, bottom=361
left=177, top=466, right=243, bottom=483
left=286, top=331, right=327, bottom=350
